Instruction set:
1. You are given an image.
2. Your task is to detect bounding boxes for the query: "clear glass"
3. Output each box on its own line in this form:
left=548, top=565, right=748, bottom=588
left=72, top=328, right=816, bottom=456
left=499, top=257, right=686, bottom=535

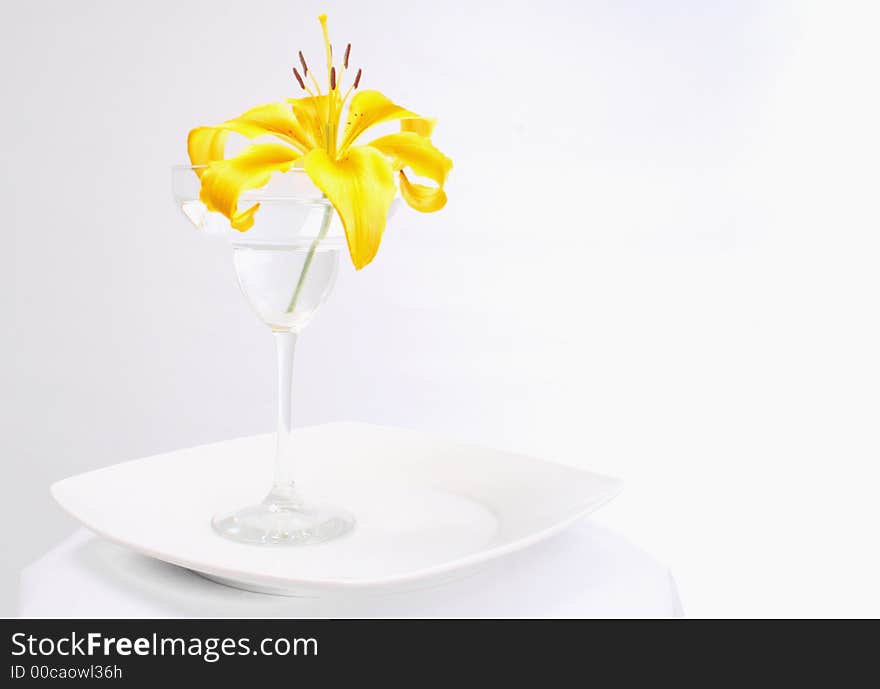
left=172, top=166, right=354, bottom=545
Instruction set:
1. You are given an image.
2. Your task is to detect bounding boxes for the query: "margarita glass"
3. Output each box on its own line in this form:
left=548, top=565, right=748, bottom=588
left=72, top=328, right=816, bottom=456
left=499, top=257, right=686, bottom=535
left=173, top=165, right=355, bottom=545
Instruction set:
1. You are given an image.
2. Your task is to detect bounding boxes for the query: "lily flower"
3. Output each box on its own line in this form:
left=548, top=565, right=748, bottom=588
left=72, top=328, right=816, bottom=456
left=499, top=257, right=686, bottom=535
left=187, top=14, right=452, bottom=269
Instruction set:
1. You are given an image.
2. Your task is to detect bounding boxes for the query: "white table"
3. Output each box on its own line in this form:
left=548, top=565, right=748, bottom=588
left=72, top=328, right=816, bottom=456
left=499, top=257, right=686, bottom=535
left=20, top=522, right=682, bottom=618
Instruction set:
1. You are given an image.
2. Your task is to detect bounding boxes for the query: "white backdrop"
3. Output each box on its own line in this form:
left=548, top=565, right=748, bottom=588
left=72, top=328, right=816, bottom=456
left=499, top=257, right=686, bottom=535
left=3, top=0, right=880, bottom=617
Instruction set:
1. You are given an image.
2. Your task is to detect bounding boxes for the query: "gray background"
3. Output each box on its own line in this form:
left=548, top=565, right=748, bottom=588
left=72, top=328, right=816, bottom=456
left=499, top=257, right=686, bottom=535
left=4, top=0, right=880, bottom=617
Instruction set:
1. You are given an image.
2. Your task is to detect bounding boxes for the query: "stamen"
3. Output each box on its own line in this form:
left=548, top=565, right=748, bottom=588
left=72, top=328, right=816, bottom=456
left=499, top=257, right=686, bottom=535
left=298, top=50, right=309, bottom=76
left=344, top=43, right=351, bottom=69
left=330, top=67, right=337, bottom=90
left=292, top=67, right=306, bottom=90
left=308, top=70, right=323, bottom=96
left=337, top=67, right=362, bottom=151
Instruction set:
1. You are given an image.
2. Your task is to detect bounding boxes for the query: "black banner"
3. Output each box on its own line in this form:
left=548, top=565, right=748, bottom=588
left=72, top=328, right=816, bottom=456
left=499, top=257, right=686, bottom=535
left=2, top=619, right=875, bottom=684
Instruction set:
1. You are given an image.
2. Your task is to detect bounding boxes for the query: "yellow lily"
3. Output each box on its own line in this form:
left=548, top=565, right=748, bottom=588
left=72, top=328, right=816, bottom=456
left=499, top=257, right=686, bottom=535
left=187, top=14, right=452, bottom=269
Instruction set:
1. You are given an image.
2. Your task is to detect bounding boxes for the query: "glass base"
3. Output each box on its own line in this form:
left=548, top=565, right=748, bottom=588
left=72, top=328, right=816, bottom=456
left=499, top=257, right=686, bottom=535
left=212, top=487, right=355, bottom=545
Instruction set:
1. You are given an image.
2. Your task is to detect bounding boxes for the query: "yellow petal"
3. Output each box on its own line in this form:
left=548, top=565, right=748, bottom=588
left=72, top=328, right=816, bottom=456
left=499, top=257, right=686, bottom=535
left=303, top=146, right=396, bottom=270
left=338, top=90, right=416, bottom=153
left=288, top=95, right=335, bottom=151
left=223, top=102, right=311, bottom=151
left=187, top=127, right=229, bottom=177
left=368, top=131, right=452, bottom=185
left=399, top=170, right=448, bottom=212
left=401, top=117, right=436, bottom=138
left=187, top=102, right=309, bottom=175
left=366, top=131, right=452, bottom=213
left=199, top=144, right=301, bottom=231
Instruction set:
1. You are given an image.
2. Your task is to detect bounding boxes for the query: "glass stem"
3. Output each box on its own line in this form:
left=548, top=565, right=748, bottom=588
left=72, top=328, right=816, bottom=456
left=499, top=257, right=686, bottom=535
left=286, top=202, right=333, bottom=314
left=271, top=330, right=298, bottom=500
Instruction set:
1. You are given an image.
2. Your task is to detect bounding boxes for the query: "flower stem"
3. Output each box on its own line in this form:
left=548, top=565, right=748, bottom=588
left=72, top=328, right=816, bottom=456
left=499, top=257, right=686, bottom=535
left=286, top=202, right=333, bottom=314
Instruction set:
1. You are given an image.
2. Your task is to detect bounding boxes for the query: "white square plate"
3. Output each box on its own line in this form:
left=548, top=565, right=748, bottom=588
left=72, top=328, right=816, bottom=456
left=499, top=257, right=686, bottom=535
left=51, top=423, right=622, bottom=596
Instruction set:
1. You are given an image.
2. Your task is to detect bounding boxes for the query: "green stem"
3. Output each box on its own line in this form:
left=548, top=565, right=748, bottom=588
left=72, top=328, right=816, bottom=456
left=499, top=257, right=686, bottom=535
left=286, top=202, right=333, bottom=314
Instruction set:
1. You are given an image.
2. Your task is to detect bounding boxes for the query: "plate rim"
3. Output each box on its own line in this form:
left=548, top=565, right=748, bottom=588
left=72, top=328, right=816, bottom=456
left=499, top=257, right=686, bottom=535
left=50, top=422, right=624, bottom=592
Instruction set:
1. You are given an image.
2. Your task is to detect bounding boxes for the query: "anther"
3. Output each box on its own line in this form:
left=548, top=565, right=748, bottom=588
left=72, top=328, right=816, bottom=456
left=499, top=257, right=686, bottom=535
left=344, top=43, right=351, bottom=69
left=330, top=67, right=337, bottom=89
left=292, top=67, right=306, bottom=89
left=298, top=50, right=308, bottom=76
left=353, top=68, right=362, bottom=89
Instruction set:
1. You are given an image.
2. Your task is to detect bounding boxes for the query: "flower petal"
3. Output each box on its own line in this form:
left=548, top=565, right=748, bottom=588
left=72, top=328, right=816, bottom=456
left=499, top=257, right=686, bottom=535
left=187, top=127, right=229, bottom=177
left=187, top=102, right=309, bottom=172
left=199, top=143, right=301, bottom=231
left=288, top=95, right=335, bottom=151
left=225, top=102, right=311, bottom=150
left=366, top=131, right=452, bottom=212
left=303, top=146, right=396, bottom=269
left=401, top=117, right=436, bottom=138
left=339, top=90, right=416, bottom=153
left=399, top=170, right=447, bottom=212
left=368, top=131, right=452, bottom=184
